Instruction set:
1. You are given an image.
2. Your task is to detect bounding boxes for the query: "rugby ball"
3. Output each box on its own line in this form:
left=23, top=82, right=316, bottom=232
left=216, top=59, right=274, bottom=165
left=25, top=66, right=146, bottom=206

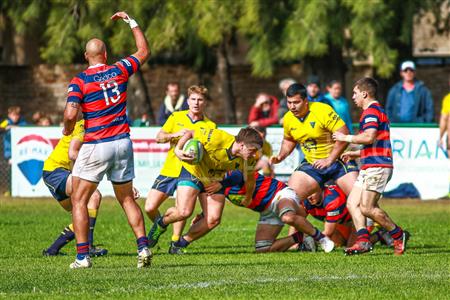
left=182, top=138, right=204, bottom=164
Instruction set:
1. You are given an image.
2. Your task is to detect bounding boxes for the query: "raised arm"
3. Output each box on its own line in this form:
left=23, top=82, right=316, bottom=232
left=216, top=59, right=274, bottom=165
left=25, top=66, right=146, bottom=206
left=111, top=11, right=150, bottom=64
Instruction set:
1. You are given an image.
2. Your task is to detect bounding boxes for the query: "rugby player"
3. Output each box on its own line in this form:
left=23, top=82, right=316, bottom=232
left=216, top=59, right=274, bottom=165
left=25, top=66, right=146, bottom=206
left=187, top=170, right=335, bottom=253
left=63, top=11, right=151, bottom=268
left=270, top=83, right=358, bottom=200
left=144, top=85, right=216, bottom=253
left=333, top=77, right=409, bottom=255
left=42, top=118, right=107, bottom=257
left=148, top=127, right=263, bottom=250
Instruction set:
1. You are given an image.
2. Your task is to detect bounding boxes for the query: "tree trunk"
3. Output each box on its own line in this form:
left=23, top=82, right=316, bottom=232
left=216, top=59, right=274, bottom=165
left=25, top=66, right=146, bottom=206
left=136, top=69, right=156, bottom=124
left=216, top=40, right=236, bottom=124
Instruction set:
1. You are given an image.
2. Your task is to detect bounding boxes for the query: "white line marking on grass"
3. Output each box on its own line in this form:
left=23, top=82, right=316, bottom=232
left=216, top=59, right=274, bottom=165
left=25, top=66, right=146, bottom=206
left=148, top=273, right=449, bottom=291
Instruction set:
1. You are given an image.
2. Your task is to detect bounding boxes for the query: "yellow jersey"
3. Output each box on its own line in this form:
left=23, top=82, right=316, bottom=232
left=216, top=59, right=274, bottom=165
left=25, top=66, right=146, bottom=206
left=283, top=102, right=345, bottom=164
left=181, top=128, right=256, bottom=185
left=160, top=110, right=216, bottom=177
left=43, top=120, right=84, bottom=172
left=441, top=93, right=450, bottom=115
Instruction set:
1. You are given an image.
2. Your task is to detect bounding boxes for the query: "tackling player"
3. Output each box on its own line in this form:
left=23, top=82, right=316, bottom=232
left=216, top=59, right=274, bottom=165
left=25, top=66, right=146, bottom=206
left=270, top=83, right=358, bottom=218
left=42, top=118, right=106, bottom=257
left=63, top=11, right=151, bottom=268
left=333, top=77, right=408, bottom=255
left=190, top=170, right=334, bottom=253
left=148, top=127, right=263, bottom=251
left=144, top=85, right=216, bottom=253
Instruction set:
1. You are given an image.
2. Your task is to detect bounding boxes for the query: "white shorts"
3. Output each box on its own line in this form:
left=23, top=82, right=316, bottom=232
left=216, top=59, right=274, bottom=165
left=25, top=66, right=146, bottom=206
left=72, top=137, right=135, bottom=184
left=354, top=167, right=392, bottom=193
left=258, top=187, right=300, bottom=226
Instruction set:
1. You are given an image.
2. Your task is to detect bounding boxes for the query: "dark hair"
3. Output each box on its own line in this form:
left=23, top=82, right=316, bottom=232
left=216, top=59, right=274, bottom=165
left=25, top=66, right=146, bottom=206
left=354, top=77, right=378, bottom=98
left=286, top=83, right=307, bottom=99
left=235, top=127, right=264, bottom=148
left=253, top=126, right=266, bottom=136
left=328, top=80, right=341, bottom=87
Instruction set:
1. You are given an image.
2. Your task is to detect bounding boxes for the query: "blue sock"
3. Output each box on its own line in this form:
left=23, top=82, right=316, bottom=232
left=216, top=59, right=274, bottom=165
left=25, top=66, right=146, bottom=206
left=47, top=226, right=75, bottom=254
left=136, top=236, right=149, bottom=251
left=157, top=217, right=168, bottom=229
left=174, top=236, right=190, bottom=248
left=312, top=228, right=325, bottom=241
left=76, top=242, right=89, bottom=260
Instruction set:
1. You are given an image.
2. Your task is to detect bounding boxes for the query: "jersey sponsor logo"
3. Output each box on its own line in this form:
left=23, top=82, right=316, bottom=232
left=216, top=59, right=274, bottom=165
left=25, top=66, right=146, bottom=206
left=68, top=87, right=73, bottom=93
left=302, top=138, right=317, bottom=152
left=93, top=72, right=118, bottom=82
left=310, top=121, right=316, bottom=128
left=327, top=210, right=340, bottom=217
left=365, top=117, right=377, bottom=123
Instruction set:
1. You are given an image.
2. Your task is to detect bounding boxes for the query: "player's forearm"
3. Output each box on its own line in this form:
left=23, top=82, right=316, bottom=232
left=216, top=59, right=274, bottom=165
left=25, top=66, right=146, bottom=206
left=63, top=102, right=79, bottom=135
left=277, top=138, right=296, bottom=161
left=175, top=131, right=194, bottom=151
left=131, top=25, right=150, bottom=64
left=242, top=174, right=255, bottom=207
left=156, top=130, right=173, bottom=143
left=328, top=140, right=348, bottom=162
left=439, top=114, right=448, bottom=139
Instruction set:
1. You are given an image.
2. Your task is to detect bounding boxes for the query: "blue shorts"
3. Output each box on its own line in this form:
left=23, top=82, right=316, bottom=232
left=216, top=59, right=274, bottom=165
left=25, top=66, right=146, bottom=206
left=151, top=175, right=178, bottom=196
left=42, top=168, right=70, bottom=201
left=178, top=167, right=205, bottom=191
left=295, top=159, right=358, bottom=188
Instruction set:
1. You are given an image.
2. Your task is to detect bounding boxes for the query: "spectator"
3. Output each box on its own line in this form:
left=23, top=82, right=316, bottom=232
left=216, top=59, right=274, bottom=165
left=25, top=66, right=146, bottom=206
left=37, top=116, right=52, bottom=126
left=248, top=93, right=279, bottom=127
left=386, top=60, right=434, bottom=123
left=32, top=111, right=43, bottom=124
left=158, top=82, right=188, bottom=125
left=278, top=78, right=297, bottom=123
left=0, top=106, right=27, bottom=162
left=325, top=80, right=354, bottom=133
left=133, top=113, right=151, bottom=127
left=306, top=75, right=329, bottom=105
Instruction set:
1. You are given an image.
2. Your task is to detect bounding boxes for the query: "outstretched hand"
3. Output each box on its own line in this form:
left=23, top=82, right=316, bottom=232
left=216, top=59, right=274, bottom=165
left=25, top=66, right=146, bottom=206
left=111, top=11, right=131, bottom=21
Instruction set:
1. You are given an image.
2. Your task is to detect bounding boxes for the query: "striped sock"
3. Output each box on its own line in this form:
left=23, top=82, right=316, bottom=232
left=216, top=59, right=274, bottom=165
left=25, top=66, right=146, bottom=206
left=291, top=231, right=304, bottom=244
left=137, top=236, right=149, bottom=251
left=356, top=228, right=370, bottom=243
left=311, top=228, right=325, bottom=241
left=76, top=242, right=89, bottom=260
left=388, top=225, right=404, bottom=240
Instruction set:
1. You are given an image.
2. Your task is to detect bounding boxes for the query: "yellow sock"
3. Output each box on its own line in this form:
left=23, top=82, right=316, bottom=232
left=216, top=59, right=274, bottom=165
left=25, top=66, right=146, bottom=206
left=68, top=223, right=74, bottom=231
left=171, top=235, right=180, bottom=242
left=88, top=209, right=98, bottom=218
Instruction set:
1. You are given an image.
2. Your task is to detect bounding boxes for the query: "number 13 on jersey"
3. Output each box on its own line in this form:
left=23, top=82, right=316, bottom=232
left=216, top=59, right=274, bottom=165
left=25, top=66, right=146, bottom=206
left=100, top=80, right=121, bottom=105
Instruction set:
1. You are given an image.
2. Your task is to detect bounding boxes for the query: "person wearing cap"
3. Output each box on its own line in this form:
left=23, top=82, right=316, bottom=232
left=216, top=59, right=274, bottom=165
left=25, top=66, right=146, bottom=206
left=306, top=75, right=330, bottom=106
left=386, top=61, right=434, bottom=123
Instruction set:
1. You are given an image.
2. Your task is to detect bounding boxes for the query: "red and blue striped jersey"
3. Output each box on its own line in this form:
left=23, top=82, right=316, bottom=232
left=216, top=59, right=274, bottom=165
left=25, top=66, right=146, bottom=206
left=223, top=171, right=286, bottom=212
left=302, top=185, right=351, bottom=224
left=66, top=56, right=140, bottom=144
left=359, top=102, right=393, bottom=169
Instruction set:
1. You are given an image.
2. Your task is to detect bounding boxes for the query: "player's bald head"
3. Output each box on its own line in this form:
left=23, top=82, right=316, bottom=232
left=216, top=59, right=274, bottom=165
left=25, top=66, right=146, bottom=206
left=85, top=38, right=106, bottom=60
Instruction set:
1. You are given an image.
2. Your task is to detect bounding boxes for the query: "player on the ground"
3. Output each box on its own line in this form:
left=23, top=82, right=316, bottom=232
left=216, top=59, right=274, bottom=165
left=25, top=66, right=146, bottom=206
left=144, top=85, right=216, bottom=253
left=333, top=77, right=409, bottom=255
left=183, top=170, right=335, bottom=253
left=270, top=83, right=358, bottom=204
left=148, top=127, right=263, bottom=251
left=63, top=11, right=151, bottom=268
left=42, top=118, right=107, bottom=257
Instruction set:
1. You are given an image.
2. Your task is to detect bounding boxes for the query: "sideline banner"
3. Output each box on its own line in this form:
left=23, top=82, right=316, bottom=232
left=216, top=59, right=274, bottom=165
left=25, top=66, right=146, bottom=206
left=10, top=126, right=448, bottom=199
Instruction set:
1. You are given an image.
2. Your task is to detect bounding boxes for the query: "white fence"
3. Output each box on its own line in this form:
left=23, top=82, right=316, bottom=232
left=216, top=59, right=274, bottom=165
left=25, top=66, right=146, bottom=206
left=11, top=126, right=449, bottom=199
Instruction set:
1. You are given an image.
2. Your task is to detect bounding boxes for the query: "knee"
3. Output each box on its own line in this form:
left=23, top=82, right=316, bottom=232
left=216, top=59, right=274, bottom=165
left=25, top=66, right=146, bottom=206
left=179, top=209, right=193, bottom=219
left=255, top=240, right=273, bottom=253
left=280, top=212, right=297, bottom=225
left=360, top=204, right=373, bottom=217
left=144, top=199, right=158, bottom=214
left=206, top=216, right=221, bottom=229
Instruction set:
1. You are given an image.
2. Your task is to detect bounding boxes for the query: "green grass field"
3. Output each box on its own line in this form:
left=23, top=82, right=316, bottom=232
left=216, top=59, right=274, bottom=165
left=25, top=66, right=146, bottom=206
left=0, top=197, right=449, bottom=299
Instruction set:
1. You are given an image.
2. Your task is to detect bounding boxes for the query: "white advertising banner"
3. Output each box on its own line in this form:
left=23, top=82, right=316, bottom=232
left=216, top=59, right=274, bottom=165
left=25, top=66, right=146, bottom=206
left=10, top=126, right=448, bottom=199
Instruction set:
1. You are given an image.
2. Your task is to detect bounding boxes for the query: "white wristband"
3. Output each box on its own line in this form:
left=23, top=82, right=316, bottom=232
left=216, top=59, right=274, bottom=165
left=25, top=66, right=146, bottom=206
left=129, top=19, right=138, bottom=29
left=344, top=135, right=354, bottom=143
